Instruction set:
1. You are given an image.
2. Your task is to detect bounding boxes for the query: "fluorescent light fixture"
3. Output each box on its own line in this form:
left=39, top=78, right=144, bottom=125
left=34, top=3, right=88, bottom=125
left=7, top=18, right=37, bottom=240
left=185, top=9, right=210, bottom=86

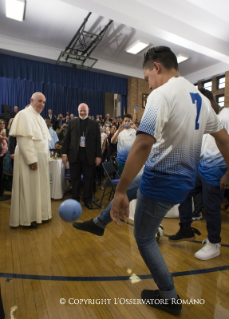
left=6, top=0, right=26, bottom=22
left=177, top=54, right=189, bottom=64
left=126, top=41, right=149, bottom=54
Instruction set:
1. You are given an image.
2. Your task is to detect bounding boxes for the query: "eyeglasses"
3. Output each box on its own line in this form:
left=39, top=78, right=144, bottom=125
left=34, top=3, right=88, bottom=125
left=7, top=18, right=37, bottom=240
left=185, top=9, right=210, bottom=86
left=0, top=122, right=5, bottom=124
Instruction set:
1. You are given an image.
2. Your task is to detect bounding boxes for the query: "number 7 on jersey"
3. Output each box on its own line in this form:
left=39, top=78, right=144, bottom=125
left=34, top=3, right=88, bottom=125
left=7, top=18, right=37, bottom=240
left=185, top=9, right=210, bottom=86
left=190, top=93, right=202, bottom=130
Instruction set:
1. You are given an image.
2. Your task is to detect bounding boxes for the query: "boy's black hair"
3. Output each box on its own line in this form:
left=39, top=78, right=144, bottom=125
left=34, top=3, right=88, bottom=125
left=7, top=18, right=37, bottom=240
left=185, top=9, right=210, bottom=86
left=199, top=87, right=214, bottom=101
left=143, top=46, right=178, bottom=71
left=124, top=114, right=132, bottom=120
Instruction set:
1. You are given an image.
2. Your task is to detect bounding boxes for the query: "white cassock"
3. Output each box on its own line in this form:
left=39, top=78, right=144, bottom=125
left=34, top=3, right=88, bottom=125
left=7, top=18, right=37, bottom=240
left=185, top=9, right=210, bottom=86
left=9, top=105, right=52, bottom=226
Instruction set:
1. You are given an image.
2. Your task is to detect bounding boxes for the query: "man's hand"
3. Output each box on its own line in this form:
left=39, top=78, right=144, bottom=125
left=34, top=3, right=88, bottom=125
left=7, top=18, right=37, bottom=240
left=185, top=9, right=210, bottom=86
left=95, top=157, right=101, bottom=166
left=130, top=121, right=137, bottom=130
left=62, top=155, right=68, bottom=165
left=10, top=154, right=15, bottom=160
left=110, top=191, right=130, bottom=226
left=29, top=162, right=38, bottom=170
left=118, top=124, right=124, bottom=132
left=220, top=171, right=229, bottom=190
left=0, top=136, right=8, bottom=156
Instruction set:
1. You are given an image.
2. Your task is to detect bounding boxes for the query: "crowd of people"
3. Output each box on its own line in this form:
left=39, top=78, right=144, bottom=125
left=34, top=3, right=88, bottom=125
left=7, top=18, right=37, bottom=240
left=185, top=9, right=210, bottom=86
left=1, top=45, right=229, bottom=316
left=0, top=101, right=139, bottom=208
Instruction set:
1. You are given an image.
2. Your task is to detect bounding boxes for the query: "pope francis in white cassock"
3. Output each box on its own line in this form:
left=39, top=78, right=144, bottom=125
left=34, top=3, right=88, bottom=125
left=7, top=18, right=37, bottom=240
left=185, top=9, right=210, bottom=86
left=9, top=92, right=52, bottom=228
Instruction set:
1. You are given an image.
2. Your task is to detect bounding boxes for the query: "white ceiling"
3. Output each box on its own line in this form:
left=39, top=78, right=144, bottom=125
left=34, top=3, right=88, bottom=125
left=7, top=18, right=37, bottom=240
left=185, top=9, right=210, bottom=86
left=0, top=0, right=229, bottom=83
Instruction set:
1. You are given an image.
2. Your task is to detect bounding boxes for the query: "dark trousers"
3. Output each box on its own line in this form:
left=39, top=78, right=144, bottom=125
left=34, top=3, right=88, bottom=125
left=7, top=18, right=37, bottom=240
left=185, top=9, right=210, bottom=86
left=70, top=148, right=95, bottom=203
left=179, top=173, right=224, bottom=243
left=194, top=192, right=204, bottom=212
left=0, top=157, right=4, bottom=196
left=0, top=285, right=5, bottom=319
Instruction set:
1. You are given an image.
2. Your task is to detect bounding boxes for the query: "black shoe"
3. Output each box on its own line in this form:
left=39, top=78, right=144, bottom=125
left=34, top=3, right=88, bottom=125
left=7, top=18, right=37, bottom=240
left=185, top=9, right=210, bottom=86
left=141, top=289, right=182, bottom=316
left=30, top=221, right=37, bottom=228
left=168, top=223, right=201, bottom=242
left=84, top=202, right=92, bottom=210
left=73, top=219, right=104, bottom=236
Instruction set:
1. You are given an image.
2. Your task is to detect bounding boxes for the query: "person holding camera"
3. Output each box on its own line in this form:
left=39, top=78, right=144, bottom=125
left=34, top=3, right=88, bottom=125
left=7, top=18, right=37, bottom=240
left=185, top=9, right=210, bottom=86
left=111, top=114, right=137, bottom=175
left=56, top=123, right=68, bottom=142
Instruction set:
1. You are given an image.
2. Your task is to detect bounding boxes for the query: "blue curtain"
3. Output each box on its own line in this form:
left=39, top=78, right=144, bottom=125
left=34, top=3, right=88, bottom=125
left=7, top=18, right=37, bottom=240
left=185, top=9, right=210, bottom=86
left=0, top=77, right=43, bottom=109
left=42, top=83, right=104, bottom=117
left=0, top=55, right=127, bottom=93
left=0, top=53, right=127, bottom=117
left=0, top=77, right=105, bottom=117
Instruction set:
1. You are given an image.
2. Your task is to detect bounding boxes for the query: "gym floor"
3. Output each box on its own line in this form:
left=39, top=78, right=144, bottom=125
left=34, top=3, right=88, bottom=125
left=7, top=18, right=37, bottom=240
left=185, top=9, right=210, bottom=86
left=0, top=190, right=229, bottom=319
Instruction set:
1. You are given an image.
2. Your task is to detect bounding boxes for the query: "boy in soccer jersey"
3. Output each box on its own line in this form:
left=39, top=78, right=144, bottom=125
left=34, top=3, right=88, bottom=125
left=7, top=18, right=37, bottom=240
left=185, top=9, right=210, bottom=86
left=169, top=88, right=229, bottom=260
left=110, top=46, right=229, bottom=315
left=111, top=114, right=137, bottom=175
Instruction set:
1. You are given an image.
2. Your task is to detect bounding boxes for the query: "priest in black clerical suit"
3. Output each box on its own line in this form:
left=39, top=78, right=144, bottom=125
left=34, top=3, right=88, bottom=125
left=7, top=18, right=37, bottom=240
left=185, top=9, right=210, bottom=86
left=62, top=103, right=101, bottom=209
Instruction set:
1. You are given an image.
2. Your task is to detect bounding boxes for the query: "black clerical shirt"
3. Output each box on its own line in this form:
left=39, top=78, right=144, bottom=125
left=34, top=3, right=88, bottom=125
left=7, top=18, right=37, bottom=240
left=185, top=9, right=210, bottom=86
left=79, top=117, right=89, bottom=137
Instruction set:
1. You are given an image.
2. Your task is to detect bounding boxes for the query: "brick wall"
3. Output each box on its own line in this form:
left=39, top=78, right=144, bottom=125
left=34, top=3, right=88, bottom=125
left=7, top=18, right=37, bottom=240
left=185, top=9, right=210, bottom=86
left=127, top=71, right=229, bottom=122
left=224, top=71, right=229, bottom=108
left=127, top=77, right=151, bottom=122
left=197, top=73, right=229, bottom=108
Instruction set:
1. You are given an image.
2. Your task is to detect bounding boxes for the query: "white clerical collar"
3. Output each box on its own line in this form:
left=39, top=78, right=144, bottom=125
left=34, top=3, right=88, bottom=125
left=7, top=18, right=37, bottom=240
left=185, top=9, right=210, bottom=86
left=79, top=116, right=88, bottom=120
left=28, top=105, right=38, bottom=114
left=28, top=104, right=42, bottom=116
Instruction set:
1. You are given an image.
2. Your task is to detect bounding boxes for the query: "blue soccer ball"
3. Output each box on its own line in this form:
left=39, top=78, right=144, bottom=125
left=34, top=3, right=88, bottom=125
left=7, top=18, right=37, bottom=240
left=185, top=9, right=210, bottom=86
left=59, top=199, right=82, bottom=222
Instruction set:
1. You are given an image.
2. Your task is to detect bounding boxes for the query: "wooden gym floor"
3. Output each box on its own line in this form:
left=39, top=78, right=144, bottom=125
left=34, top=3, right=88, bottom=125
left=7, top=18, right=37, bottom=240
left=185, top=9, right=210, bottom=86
left=0, top=189, right=229, bottom=319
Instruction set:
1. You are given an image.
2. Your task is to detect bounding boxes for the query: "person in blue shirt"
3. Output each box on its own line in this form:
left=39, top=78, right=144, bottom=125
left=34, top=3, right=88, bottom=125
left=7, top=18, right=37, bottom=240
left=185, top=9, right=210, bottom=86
left=45, top=118, right=59, bottom=149
left=111, top=114, right=137, bottom=175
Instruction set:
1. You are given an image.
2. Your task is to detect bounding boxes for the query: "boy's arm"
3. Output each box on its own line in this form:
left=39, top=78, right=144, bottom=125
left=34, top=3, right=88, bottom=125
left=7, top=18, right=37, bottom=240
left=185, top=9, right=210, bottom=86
left=211, top=128, right=229, bottom=189
left=132, top=108, right=137, bottom=124
left=101, top=137, right=107, bottom=154
left=111, top=125, right=124, bottom=143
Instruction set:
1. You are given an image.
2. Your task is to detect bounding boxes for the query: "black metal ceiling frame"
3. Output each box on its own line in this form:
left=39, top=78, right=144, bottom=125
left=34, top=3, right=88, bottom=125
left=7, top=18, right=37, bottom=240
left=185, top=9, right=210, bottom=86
left=60, top=12, right=113, bottom=67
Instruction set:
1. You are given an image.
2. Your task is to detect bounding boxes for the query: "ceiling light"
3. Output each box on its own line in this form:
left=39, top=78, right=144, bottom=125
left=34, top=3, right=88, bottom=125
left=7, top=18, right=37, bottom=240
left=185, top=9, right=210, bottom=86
left=126, top=41, right=149, bottom=54
left=177, top=54, right=189, bottom=63
left=6, top=0, right=26, bottom=22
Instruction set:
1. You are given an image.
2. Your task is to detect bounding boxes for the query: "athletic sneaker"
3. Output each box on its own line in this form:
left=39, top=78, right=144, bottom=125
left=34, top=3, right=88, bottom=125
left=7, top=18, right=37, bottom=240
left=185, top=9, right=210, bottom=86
left=141, top=289, right=182, bottom=316
left=195, top=238, right=220, bottom=260
left=192, top=210, right=203, bottom=221
left=73, top=219, right=104, bottom=236
left=168, top=223, right=201, bottom=242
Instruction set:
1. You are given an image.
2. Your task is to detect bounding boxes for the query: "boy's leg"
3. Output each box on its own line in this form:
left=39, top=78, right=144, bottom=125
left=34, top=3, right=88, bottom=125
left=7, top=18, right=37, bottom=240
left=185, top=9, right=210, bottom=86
left=134, top=190, right=176, bottom=297
left=134, top=190, right=182, bottom=315
left=73, top=173, right=142, bottom=234
left=194, top=175, right=224, bottom=260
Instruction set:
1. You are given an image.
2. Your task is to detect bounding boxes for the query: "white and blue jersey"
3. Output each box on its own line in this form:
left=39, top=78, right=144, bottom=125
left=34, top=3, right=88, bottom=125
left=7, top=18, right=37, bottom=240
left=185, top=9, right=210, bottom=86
left=116, top=128, right=136, bottom=163
left=138, top=77, right=222, bottom=204
left=48, top=127, right=59, bottom=149
left=198, top=108, right=229, bottom=187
